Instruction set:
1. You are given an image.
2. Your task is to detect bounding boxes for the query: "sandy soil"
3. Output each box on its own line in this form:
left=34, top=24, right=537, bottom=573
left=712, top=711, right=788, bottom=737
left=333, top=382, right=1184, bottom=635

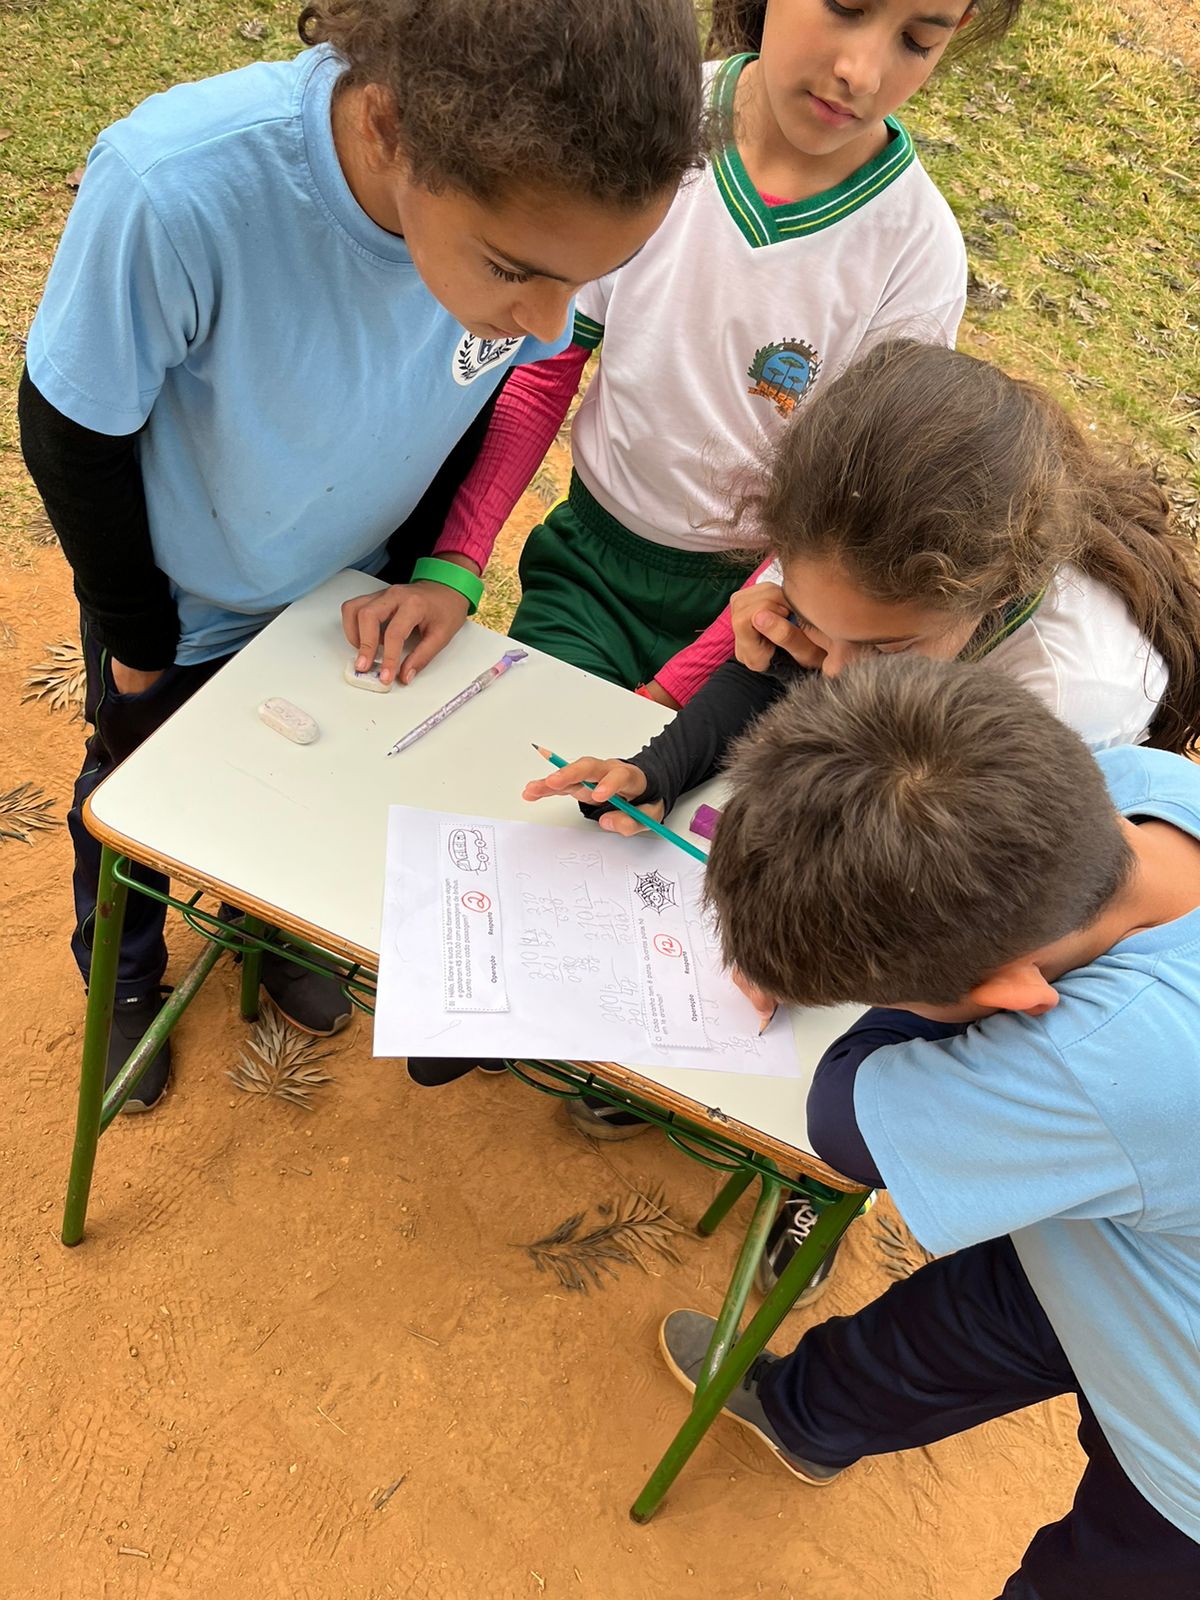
left=0, top=532, right=1087, bottom=1600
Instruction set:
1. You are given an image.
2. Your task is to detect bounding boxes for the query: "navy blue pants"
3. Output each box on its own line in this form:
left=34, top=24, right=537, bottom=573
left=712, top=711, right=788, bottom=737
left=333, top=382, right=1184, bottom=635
left=69, top=631, right=230, bottom=998
left=68, top=382, right=504, bottom=997
left=759, top=1236, right=1200, bottom=1599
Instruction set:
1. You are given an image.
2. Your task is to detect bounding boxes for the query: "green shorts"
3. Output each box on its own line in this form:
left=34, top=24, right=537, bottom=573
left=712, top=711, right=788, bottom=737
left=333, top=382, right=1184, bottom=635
left=509, top=474, right=754, bottom=689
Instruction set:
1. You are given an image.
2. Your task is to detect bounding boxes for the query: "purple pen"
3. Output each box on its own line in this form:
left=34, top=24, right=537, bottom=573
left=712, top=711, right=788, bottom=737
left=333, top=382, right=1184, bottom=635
left=385, top=649, right=528, bottom=757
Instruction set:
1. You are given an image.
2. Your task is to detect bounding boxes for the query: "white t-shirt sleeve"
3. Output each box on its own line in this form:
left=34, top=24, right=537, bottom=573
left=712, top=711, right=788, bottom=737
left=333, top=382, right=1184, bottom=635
left=25, top=141, right=199, bottom=435
left=991, top=568, right=1168, bottom=750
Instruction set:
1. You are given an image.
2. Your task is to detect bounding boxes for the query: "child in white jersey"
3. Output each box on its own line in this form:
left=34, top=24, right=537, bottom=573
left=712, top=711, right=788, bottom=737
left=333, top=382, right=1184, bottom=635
left=522, top=339, right=1200, bottom=1251
left=342, top=0, right=1024, bottom=698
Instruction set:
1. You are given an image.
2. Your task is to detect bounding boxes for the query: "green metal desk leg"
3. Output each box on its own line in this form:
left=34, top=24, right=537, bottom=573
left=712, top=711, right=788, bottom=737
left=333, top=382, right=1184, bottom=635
left=630, top=1185, right=868, bottom=1523
left=62, top=845, right=129, bottom=1247
left=100, top=939, right=224, bottom=1129
left=693, top=1172, right=783, bottom=1399
left=239, top=914, right=266, bottom=1021
left=696, top=1167, right=756, bottom=1238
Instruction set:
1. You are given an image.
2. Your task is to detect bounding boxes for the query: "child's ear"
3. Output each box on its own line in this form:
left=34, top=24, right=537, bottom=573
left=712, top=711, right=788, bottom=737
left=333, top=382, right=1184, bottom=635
left=968, top=961, right=1059, bottom=1017
left=955, top=4, right=975, bottom=31
left=361, top=84, right=403, bottom=171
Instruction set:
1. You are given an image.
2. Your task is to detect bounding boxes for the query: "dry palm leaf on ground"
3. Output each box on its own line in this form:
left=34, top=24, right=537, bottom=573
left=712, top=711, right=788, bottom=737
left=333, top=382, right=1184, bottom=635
left=519, top=1187, right=686, bottom=1293
left=228, top=1000, right=335, bottom=1109
left=874, top=1210, right=936, bottom=1281
left=23, top=639, right=86, bottom=716
left=0, top=783, right=60, bottom=844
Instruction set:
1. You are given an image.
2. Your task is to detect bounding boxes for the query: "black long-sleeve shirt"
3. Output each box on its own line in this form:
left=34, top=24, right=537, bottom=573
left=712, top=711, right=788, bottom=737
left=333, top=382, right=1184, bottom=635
left=19, top=366, right=179, bottom=668
left=581, top=651, right=804, bottom=827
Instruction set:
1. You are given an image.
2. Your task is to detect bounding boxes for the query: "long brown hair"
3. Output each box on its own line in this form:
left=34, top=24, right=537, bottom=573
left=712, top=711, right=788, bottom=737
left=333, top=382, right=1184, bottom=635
left=736, top=338, right=1200, bottom=753
left=299, top=0, right=704, bottom=205
left=706, top=0, right=1024, bottom=57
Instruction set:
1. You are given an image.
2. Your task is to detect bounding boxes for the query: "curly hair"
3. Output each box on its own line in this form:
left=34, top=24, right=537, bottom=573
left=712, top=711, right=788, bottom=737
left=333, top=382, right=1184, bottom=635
left=298, top=0, right=705, bottom=205
left=706, top=0, right=1024, bottom=56
left=734, top=338, right=1200, bottom=754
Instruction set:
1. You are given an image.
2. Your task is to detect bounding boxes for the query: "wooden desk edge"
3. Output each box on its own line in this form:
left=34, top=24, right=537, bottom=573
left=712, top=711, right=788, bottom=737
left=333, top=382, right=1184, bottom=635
left=82, top=798, right=862, bottom=1194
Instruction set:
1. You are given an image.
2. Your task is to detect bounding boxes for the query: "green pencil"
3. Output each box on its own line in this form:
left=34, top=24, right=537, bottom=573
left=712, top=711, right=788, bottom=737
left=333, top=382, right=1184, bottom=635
left=533, top=744, right=709, bottom=866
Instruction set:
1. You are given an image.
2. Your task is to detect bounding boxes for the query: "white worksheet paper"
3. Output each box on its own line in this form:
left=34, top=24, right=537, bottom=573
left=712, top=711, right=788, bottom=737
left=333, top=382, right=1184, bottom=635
left=375, top=807, right=802, bottom=1077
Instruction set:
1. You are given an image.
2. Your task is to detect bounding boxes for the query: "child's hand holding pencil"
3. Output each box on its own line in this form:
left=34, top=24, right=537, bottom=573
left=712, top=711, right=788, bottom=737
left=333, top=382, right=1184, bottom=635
left=522, top=754, right=666, bottom=838
left=731, top=964, right=781, bottom=1036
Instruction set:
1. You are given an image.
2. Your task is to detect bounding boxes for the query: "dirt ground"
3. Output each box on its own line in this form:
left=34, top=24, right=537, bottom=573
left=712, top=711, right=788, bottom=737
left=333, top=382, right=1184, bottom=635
left=0, top=536, right=1087, bottom=1600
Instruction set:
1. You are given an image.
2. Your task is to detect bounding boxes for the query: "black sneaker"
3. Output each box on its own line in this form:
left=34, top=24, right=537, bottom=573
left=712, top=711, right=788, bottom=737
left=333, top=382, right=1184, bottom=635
left=658, top=1310, right=842, bottom=1485
left=406, top=1057, right=507, bottom=1086
left=567, top=1091, right=650, bottom=1142
left=261, top=949, right=353, bottom=1037
left=755, top=1195, right=846, bottom=1304
left=107, top=989, right=172, bottom=1113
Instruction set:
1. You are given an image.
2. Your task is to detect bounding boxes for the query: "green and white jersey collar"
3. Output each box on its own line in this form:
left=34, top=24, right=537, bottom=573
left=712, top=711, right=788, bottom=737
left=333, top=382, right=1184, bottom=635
left=711, top=53, right=916, bottom=248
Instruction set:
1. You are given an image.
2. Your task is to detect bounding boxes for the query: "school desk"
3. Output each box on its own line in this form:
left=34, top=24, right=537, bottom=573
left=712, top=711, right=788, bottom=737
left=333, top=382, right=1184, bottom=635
left=63, top=569, right=871, bottom=1521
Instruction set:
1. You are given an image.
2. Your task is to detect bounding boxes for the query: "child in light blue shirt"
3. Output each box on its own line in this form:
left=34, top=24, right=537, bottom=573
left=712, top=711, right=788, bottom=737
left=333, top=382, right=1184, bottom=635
left=18, top=0, right=702, bottom=1099
left=673, top=657, right=1200, bottom=1598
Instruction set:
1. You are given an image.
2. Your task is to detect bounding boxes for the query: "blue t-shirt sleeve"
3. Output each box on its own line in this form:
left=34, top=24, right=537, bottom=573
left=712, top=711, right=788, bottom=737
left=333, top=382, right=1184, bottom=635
left=26, top=141, right=197, bottom=435
left=807, top=1009, right=968, bottom=1187
left=853, top=1011, right=1144, bottom=1256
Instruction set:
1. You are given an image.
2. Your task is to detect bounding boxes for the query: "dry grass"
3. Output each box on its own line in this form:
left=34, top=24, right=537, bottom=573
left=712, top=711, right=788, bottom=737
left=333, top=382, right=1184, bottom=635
left=1, top=0, right=1197, bottom=580
left=915, top=0, right=1199, bottom=492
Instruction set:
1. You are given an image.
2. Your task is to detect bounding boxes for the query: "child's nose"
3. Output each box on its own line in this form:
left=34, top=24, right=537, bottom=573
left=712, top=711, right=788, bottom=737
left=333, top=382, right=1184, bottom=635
left=512, top=284, right=573, bottom=345
left=820, top=641, right=852, bottom=676
left=834, top=37, right=884, bottom=98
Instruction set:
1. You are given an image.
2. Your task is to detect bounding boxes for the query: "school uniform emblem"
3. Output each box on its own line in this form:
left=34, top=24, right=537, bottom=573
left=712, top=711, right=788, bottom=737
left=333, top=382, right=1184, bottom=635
left=747, top=339, right=821, bottom=417
left=452, top=332, right=524, bottom=386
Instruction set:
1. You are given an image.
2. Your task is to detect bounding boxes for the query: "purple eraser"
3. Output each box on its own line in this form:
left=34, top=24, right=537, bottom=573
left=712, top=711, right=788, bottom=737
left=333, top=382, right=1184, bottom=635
left=690, top=803, right=722, bottom=841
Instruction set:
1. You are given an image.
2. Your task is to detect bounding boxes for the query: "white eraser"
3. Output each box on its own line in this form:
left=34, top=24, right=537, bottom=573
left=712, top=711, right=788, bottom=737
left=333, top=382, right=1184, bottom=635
left=258, top=697, right=319, bottom=744
left=344, top=658, right=392, bottom=694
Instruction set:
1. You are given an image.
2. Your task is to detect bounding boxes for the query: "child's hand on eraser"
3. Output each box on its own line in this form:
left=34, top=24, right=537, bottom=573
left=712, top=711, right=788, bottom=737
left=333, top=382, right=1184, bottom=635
left=341, top=578, right=471, bottom=687
left=731, top=582, right=825, bottom=673
left=522, top=756, right=665, bottom=836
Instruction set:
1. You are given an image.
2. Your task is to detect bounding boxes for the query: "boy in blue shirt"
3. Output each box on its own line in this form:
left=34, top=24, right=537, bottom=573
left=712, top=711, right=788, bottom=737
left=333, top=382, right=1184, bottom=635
left=18, top=0, right=702, bottom=1107
left=664, top=657, right=1200, bottom=1597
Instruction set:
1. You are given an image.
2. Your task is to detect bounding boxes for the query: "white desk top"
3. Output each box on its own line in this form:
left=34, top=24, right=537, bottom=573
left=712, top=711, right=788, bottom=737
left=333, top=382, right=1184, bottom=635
left=89, top=571, right=861, bottom=1180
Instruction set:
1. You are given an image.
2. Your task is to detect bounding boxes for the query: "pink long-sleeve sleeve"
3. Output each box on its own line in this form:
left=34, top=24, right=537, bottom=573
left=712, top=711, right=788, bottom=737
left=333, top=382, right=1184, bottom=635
left=653, top=555, right=776, bottom=705
left=434, top=341, right=591, bottom=572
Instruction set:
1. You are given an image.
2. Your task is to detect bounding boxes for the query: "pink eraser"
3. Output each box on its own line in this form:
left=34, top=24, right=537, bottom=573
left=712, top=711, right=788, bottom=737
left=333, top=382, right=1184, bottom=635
left=690, top=804, right=722, bottom=841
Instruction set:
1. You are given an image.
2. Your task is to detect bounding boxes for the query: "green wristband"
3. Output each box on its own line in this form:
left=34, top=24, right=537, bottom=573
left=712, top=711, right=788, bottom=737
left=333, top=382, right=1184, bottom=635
left=410, top=557, right=484, bottom=616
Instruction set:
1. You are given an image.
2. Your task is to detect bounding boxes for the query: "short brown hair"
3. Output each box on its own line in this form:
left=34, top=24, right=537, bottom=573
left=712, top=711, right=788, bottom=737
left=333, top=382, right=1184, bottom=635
left=299, top=0, right=704, bottom=206
left=734, top=338, right=1200, bottom=753
left=705, top=657, right=1133, bottom=1007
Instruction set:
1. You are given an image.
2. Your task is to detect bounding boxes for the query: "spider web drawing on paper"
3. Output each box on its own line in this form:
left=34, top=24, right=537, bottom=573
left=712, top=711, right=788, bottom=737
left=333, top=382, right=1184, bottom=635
left=632, top=869, right=677, bottom=916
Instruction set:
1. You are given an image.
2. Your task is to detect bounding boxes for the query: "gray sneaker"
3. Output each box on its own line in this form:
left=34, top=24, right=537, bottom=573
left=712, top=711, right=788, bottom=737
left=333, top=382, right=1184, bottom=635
left=658, top=1310, right=843, bottom=1486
